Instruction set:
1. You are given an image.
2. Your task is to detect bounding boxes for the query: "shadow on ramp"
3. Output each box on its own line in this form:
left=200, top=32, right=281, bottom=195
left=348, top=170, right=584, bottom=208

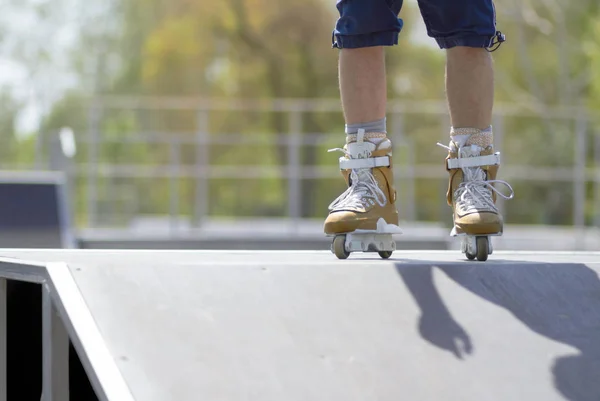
left=395, top=259, right=600, bottom=401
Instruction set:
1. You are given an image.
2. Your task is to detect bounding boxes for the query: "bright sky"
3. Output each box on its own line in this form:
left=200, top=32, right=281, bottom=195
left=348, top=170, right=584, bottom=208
left=0, top=0, right=100, bottom=135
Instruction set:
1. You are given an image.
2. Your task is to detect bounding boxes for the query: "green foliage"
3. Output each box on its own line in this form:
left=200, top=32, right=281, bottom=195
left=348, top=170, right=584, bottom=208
left=3, top=0, right=600, bottom=226
left=42, top=92, right=91, bottom=133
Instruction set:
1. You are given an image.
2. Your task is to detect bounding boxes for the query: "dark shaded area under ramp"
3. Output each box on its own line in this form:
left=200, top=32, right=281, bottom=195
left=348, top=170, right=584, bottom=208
left=0, top=250, right=598, bottom=401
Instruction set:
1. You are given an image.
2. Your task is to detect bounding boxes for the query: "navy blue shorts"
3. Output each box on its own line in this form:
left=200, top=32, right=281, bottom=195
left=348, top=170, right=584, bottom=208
left=332, top=0, right=501, bottom=50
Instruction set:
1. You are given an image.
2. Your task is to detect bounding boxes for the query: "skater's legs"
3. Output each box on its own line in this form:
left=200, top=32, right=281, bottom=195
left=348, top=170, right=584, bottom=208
left=443, top=45, right=503, bottom=236
left=416, top=0, right=501, bottom=132
left=324, top=0, right=404, bottom=237
left=419, top=0, right=513, bottom=252
left=338, top=47, right=386, bottom=127
left=332, top=0, right=404, bottom=129
left=446, top=47, right=493, bottom=130
left=325, top=47, right=400, bottom=234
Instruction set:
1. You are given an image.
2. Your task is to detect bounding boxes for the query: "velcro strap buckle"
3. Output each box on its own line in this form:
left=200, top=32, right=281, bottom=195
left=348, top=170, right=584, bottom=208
left=340, top=156, right=390, bottom=170
left=447, top=152, right=501, bottom=169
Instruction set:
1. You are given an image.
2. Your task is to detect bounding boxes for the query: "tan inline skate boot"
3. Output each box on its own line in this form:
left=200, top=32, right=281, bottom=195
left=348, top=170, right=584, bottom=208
left=325, top=129, right=401, bottom=259
left=438, top=127, right=514, bottom=261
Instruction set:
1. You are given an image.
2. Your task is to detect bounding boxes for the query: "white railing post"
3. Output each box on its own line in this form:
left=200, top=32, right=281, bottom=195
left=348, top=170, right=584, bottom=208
left=195, top=110, right=210, bottom=227
left=574, top=114, right=587, bottom=249
left=595, top=129, right=600, bottom=228
left=86, top=100, right=102, bottom=228
left=288, top=110, right=302, bottom=228
left=169, top=138, right=181, bottom=234
left=391, top=111, right=416, bottom=222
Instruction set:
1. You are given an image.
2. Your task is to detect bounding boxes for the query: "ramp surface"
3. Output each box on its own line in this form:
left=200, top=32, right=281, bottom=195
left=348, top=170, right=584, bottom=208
left=0, top=250, right=599, bottom=401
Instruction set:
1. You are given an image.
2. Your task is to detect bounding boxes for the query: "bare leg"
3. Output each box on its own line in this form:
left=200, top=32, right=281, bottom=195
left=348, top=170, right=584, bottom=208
left=443, top=46, right=515, bottom=261
left=445, top=47, right=494, bottom=129
left=339, top=47, right=387, bottom=125
left=325, top=45, right=399, bottom=237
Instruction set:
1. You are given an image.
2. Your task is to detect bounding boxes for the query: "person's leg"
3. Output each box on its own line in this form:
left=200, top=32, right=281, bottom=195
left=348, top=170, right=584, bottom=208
left=416, top=0, right=501, bottom=130
left=338, top=47, right=386, bottom=126
left=418, top=0, right=513, bottom=249
left=325, top=0, right=404, bottom=235
left=446, top=47, right=494, bottom=130
left=333, top=0, right=403, bottom=129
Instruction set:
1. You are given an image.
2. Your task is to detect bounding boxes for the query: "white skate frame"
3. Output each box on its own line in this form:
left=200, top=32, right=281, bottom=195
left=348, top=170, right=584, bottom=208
left=344, top=218, right=403, bottom=253
left=450, top=227, right=503, bottom=237
left=451, top=229, right=502, bottom=256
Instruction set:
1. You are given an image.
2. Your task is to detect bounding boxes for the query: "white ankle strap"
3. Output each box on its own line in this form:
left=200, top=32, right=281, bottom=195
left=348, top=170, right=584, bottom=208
left=447, top=152, right=501, bottom=169
left=339, top=156, right=390, bottom=170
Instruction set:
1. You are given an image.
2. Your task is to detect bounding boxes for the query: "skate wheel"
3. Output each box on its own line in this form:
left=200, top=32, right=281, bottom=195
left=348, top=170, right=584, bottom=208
left=378, top=251, right=393, bottom=259
left=465, top=252, right=476, bottom=261
left=476, top=236, right=489, bottom=262
left=332, top=235, right=349, bottom=260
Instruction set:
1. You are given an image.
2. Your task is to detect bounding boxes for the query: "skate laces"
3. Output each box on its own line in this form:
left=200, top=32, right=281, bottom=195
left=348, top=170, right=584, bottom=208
left=437, top=142, right=515, bottom=213
left=458, top=167, right=514, bottom=213
left=327, top=147, right=387, bottom=211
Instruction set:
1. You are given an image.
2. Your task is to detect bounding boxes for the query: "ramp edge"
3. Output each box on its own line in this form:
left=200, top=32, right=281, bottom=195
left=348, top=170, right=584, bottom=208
left=0, top=257, right=48, bottom=283
left=45, top=262, right=135, bottom=401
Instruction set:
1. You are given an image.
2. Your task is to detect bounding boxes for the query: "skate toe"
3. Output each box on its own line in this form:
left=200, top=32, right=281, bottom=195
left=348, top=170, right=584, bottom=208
left=454, top=211, right=503, bottom=235
left=324, top=209, right=399, bottom=235
left=324, top=211, right=362, bottom=235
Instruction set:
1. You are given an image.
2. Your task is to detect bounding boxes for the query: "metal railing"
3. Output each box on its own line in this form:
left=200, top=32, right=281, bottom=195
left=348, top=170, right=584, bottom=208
left=34, top=97, right=600, bottom=231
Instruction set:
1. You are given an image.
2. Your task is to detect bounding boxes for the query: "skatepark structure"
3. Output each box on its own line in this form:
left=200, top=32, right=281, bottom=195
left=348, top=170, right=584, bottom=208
left=0, top=170, right=598, bottom=400
left=0, top=249, right=599, bottom=401
left=76, top=217, right=600, bottom=252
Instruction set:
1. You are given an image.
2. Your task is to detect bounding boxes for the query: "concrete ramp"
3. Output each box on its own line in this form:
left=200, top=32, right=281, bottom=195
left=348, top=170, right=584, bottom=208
left=0, top=250, right=599, bottom=401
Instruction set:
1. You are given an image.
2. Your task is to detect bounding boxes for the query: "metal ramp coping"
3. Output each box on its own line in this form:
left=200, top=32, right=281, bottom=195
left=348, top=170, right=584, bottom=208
left=0, top=249, right=598, bottom=401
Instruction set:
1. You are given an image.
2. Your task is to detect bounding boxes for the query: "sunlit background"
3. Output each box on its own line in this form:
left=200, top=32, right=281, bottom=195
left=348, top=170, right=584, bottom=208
left=0, top=0, right=599, bottom=251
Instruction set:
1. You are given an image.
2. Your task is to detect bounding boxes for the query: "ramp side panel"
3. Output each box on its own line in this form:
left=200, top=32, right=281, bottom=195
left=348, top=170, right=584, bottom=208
left=46, top=263, right=135, bottom=401
left=0, top=258, right=48, bottom=283
left=65, top=257, right=598, bottom=401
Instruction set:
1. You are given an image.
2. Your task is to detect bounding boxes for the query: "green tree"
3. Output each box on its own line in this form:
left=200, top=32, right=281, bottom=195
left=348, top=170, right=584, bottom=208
left=31, top=0, right=600, bottom=225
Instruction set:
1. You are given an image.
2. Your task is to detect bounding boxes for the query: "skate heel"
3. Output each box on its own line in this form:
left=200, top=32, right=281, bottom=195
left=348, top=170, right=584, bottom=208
left=452, top=230, right=502, bottom=262
left=331, top=218, right=402, bottom=260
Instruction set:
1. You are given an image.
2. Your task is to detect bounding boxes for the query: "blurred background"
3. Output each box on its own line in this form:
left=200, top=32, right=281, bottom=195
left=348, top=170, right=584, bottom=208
left=0, top=0, right=599, bottom=251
